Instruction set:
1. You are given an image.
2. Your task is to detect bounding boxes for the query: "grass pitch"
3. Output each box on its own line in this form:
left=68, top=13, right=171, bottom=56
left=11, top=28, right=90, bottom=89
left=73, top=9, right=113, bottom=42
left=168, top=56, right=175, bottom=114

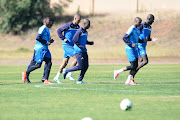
left=0, top=64, right=180, bottom=120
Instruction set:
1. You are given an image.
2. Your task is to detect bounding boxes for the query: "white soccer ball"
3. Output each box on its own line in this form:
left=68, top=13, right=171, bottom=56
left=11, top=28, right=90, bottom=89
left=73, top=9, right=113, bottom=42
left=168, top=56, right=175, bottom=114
left=120, top=99, right=133, bottom=111
left=81, top=117, right=93, bottom=120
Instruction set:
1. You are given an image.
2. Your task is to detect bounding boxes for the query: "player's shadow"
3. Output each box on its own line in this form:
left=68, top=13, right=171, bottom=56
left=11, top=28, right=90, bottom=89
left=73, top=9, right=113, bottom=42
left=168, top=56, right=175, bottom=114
left=88, top=82, right=124, bottom=85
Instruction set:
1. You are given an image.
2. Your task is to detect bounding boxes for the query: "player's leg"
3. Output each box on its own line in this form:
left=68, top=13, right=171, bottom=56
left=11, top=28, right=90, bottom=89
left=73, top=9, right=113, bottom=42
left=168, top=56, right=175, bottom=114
left=125, top=59, right=138, bottom=85
left=43, top=57, right=54, bottom=84
left=63, top=53, right=83, bottom=79
left=22, top=50, right=44, bottom=84
left=66, top=55, right=77, bottom=81
left=76, top=52, right=89, bottom=84
left=53, top=57, right=69, bottom=83
left=133, top=46, right=148, bottom=77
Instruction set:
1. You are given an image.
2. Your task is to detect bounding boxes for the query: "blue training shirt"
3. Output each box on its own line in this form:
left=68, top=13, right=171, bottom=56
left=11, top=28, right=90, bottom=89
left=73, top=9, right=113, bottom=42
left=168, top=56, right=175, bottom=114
left=34, top=25, right=50, bottom=50
left=57, top=22, right=80, bottom=46
left=73, top=27, right=88, bottom=53
left=138, top=22, right=152, bottom=47
left=123, top=25, right=140, bottom=49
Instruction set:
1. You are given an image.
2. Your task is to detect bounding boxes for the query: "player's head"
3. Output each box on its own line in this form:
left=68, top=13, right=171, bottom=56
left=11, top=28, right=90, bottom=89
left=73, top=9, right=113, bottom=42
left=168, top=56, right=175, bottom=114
left=83, top=19, right=90, bottom=30
left=134, top=17, right=142, bottom=27
left=43, top=17, right=54, bottom=28
left=73, top=14, right=81, bottom=25
left=146, top=14, right=155, bottom=25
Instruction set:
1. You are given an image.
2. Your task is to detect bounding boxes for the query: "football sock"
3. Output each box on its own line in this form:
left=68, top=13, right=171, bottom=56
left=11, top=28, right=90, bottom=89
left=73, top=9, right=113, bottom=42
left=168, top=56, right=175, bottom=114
left=117, top=69, right=124, bottom=74
left=125, top=75, right=133, bottom=83
left=67, top=72, right=72, bottom=77
left=55, top=72, right=61, bottom=79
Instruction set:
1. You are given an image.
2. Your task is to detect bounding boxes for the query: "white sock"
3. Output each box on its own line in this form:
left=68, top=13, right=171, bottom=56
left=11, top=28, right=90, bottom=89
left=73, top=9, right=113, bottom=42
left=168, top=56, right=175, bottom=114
left=125, top=75, right=132, bottom=83
left=55, top=72, right=61, bottom=79
left=117, top=69, right=124, bottom=74
left=67, top=72, right=72, bottom=77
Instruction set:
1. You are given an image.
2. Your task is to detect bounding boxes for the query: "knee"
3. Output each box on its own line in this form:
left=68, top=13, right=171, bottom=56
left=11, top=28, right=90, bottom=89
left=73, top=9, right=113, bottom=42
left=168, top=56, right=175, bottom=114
left=143, top=59, right=148, bottom=65
left=36, top=63, right=42, bottom=68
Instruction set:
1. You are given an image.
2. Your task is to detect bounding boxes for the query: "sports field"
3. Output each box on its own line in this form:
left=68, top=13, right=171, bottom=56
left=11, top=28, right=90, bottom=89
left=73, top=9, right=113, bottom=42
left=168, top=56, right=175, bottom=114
left=0, top=64, right=180, bottom=120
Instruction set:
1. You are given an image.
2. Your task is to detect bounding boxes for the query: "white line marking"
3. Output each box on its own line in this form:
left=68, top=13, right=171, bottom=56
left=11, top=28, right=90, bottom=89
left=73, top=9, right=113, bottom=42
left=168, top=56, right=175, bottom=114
left=34, top=85, right=180, bottom=94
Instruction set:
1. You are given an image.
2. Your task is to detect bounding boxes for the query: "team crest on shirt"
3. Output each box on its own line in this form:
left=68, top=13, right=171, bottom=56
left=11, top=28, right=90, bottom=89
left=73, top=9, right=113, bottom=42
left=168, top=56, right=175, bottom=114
left=38, top=59, right=41, bottom=62
left=81, top=57, right=84, bottom=60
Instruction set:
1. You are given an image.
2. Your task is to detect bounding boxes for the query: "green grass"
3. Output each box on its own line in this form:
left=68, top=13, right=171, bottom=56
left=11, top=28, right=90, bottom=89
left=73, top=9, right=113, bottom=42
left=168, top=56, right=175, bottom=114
left=0, top=64, right=180, bottom=120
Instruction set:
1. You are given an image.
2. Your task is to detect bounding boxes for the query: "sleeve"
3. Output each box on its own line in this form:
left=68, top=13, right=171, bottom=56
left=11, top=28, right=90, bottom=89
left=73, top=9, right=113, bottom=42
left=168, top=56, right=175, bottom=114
left=147, top=32, right=152, bottom=41
left=73, top=29, right=85, bottom=50
left=57, top=22, right=71, bottom=40
left=36, top=28, right=48, bottom=44
left=122, top=33, right=132, bottom=47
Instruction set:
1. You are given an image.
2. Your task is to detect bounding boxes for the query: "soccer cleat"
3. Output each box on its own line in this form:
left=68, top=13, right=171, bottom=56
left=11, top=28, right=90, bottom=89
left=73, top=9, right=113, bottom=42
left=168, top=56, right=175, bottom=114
left=66, top=75, right=76, bottom=81
left=26, top=77, right=31, bottom=84
left=22, top=72, right=27, bottom=83
left=76, top=81, right=86, bottom=84
left=63, top=69, right=68, bottom=79
left=44, top=79, right=54, bottom=85
left=114, top=70, right=119, bottom=80
left=53, top=77, right=62, bottom=84
left=125, top=80, right=136, bottom=85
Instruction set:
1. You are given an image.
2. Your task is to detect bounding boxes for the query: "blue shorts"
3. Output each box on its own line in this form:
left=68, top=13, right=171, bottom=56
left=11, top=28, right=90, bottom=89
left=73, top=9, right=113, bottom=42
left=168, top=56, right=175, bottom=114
left=63, top=45, right=75, bottom=58
left=126, top=48, right=138, bottom=62
left=138, top=46, right=147, bottom=56
left=34, top=49, right=51, bottom=63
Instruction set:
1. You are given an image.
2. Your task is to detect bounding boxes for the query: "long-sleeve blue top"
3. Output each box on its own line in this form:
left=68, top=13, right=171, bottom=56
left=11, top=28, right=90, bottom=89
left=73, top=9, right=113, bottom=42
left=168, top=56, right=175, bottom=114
left=57, top=22, right=80, bottom=46
left=73, top=27, right=88, bottom=53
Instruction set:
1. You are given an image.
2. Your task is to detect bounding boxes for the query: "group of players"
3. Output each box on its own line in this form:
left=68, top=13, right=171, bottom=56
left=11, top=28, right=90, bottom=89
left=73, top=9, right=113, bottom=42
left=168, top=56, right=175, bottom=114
left=114, top=14, right=158, bottom=85
left=22, top=13, right=157, bottom=85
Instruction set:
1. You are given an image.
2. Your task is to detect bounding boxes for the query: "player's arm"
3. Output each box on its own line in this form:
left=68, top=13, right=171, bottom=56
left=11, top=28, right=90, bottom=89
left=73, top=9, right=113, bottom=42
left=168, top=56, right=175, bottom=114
left=122, top=34, right=136, bottom=47
left=57, top=22, right=71, bottom=42
left=36, top=33, right=49, bottom=45
left=86, top=40, right=94, bottom=45
left=73, top=29, right=86, bottom=50
left=138, top=23, right=145, bottom=43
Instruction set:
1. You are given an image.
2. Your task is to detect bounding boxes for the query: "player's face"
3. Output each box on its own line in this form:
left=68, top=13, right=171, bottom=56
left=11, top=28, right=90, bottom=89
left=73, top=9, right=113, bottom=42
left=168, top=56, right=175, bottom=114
left=136, top=20, right=142, bottom=27
left=148, top=18, right=154, bottom=25
left=46, top=20, right=54, bottom=28
left=74, top=17, right=81, bottom=25
left=85, top=22, right=90, bottom=29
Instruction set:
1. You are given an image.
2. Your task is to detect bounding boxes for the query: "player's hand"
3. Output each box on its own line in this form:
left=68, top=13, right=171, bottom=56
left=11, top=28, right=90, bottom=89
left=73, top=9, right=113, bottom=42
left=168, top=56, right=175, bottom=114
left=132, top=43, right=136, bottom=47
left=89, top=41, right=94, bottom=45
left=64, top=39, right=69, bottom=42
left=152, top=37, right=158, bottom=41
left=50, top=39, right=54, bottom=43
left=144, top=37, right=148, bottom=42
left=47, top=42, right=51, bottom=45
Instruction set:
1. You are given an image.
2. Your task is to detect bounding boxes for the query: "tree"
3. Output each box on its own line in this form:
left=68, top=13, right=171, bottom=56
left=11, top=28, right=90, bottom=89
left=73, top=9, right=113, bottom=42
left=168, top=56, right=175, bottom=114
left=0, top=0, right=72, bottom=34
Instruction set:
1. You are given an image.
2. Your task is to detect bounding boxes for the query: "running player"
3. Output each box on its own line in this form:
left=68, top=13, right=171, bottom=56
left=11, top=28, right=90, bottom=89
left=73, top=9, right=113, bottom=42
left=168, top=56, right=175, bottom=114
left=63, top=19, right=94, bottom=84
left=114, top=17, right=142, bottom=85
left=53, top=14, right=81, bottom=84
left=22, top=17, right=54, bottom=84
left=134, top=14, right=158, bottom=77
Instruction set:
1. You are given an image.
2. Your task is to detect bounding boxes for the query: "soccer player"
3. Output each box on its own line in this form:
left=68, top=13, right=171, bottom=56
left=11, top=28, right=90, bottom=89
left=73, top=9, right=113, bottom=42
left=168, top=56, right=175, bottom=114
left=22, top=17, right=54, bottom=84
left=63, top=19, right=94, bottom=84
left=53, top=14, right=81, bottom=84
left=114, top=17, right=142, bottom=85
left=133, top=14, right=158, bottom=77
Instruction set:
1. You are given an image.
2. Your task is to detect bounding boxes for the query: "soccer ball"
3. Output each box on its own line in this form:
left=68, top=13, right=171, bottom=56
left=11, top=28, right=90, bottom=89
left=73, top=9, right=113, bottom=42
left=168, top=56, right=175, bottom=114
left=120, top=99, right=133, bottom=111
left=81, top=117, right=93, bottom=120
